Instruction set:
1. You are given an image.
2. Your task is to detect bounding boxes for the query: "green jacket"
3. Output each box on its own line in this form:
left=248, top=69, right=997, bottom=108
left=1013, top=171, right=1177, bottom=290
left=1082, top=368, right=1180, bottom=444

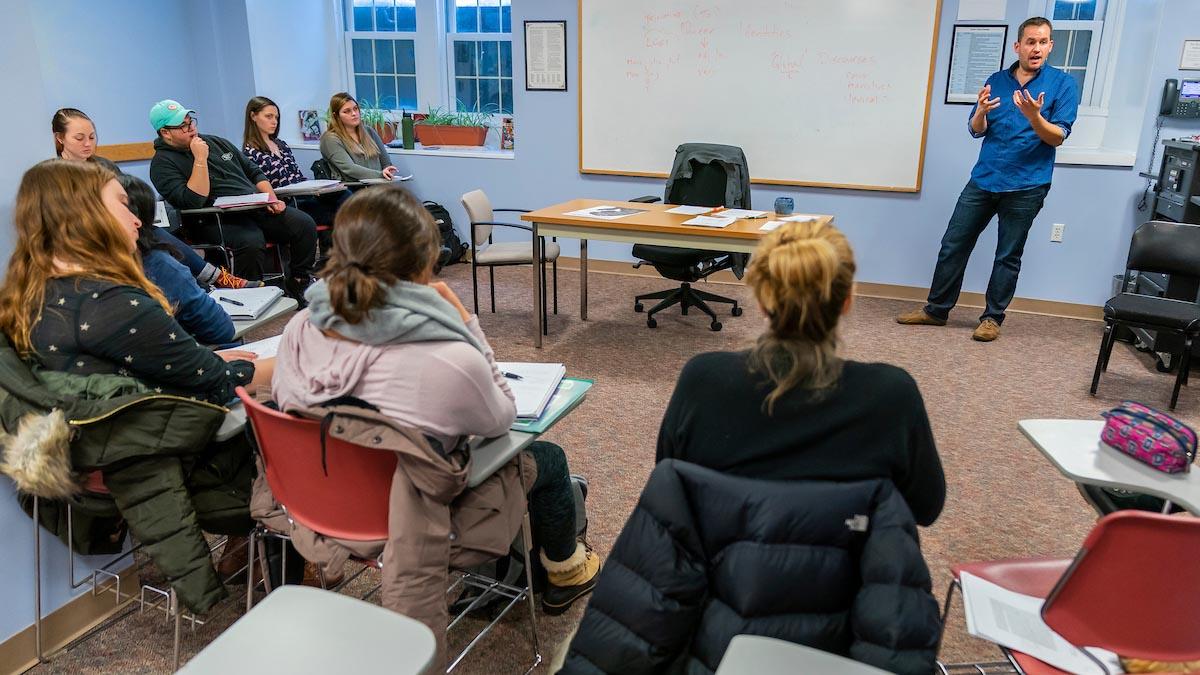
left=0, top=334, right=250, bottom=613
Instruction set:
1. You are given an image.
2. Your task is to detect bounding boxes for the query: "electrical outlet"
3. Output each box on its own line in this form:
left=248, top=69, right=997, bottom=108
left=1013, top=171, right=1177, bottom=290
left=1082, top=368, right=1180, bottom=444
left=1050, top=223, right=1065, bottom=243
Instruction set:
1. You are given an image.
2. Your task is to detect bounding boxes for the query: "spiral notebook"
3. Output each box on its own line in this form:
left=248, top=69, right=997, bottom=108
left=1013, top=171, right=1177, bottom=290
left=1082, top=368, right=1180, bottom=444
left=209, top=287, right=284, bottom=320
left=495, top=362, right=566, bottom=419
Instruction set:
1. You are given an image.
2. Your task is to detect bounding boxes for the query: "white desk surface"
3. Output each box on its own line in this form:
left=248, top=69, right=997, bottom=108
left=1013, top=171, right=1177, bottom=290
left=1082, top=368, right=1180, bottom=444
left=1019, top=419, right=1200, bottom=514
left=231, top=296, right=298, bottom=339
left=180, top=585, right=435, bottom=674
left=715, top=635, right=889, bottom=675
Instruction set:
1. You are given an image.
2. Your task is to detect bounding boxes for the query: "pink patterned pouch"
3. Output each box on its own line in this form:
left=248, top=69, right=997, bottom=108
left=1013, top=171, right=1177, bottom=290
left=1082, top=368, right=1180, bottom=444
left=1100, top=401, right=1197, bottom=474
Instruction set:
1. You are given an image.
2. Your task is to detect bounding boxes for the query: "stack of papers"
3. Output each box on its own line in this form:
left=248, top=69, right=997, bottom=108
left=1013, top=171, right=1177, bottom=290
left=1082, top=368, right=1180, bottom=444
left=213, top=193, right=272, bottom=208
left=960, top=572, right=1121, bottom=675
left=153, top=200, right=170, bottom=228
left=760, top=214, right=823, bottom=232
left=682, top=215, right=735, bottom=228
left=511, top=378, right=593, bottom=434
left=563, top=205, right=646, bottom=220
left=712, top=208, right=767, bottom=219
left=209, top=286, right=285, bottom=320
left=274, top=179, right=346, bottom=196
left=665, top=205, right=717, bottom=215
left=495, top=362, right=566, bottom=418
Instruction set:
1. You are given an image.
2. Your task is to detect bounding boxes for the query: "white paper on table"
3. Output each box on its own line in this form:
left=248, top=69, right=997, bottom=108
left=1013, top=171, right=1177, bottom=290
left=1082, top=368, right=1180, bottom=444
left=959, top=572, right=1121, bottom=675
left=240, top=334, right=282, bottom=359
left=494, top=362, right=566, bottom=418
left=760, top=220, right=786, bottom=232
left=682, top=215, right=735, bottom=228
left=273, top=179, right=345, bottom=196
left=563, top=205, right=646, bottom=220
left=213, top=193, right=271, bottom=208
left=957, top=0, right=1006, bottom=20
left=781, top=214, right=822, bottom=222
left=713, top=209, right=767, bottom=219
left=665, top=205, right=717, bottom=215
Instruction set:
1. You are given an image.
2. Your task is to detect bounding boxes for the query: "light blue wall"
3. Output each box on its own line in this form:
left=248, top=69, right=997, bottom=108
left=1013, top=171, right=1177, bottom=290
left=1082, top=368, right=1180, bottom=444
left=285, top=0, right=1200, bottom=309
left=0, top=0, right=255, bottom=646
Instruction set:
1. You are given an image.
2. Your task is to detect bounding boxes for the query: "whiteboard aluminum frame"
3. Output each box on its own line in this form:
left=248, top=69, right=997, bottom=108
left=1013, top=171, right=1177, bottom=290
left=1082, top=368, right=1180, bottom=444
left=524, top=20, right=568, bottom=91
left=576, top=0, right=943, bottom=193
left=945, top=24, right=1008, bottom=105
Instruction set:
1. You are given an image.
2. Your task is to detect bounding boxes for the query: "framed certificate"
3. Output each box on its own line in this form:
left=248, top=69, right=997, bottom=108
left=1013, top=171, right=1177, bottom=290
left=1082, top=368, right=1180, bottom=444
left=1181, top=40, right=1200, bottom=70
left=524, top=20, right=568, bottom=91
left=945, top=24, right=1008, bottom=104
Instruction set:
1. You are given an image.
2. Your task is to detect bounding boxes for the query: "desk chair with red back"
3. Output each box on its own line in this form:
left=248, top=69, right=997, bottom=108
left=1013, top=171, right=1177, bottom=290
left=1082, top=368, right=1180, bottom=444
left=937, top=510, right=1200, bottom=674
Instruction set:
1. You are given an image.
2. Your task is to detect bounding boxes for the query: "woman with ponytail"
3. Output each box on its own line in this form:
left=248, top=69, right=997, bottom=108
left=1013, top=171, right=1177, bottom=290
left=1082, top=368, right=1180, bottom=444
left=655, top=220, right=945, bottom=525
left=271, top=185, right=601, bottom=633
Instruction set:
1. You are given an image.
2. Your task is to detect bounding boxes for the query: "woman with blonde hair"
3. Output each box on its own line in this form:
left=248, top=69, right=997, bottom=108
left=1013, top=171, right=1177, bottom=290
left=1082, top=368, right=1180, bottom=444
left=318, top=92, right=400, bottom=182
left=0, top=160, right=271, bottom=401
left=655, top=219, right=945, bottom=525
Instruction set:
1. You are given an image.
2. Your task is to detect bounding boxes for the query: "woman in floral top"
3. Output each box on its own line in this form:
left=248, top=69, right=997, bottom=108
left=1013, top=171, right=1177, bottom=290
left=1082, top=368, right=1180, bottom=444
left=242, top=96, right=348, bottom=233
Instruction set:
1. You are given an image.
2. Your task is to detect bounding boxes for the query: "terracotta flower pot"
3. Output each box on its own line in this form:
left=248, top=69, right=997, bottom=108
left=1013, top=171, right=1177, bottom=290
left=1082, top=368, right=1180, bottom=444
left=414, top=124, right=488, bottom=147
left=371, top=122, right=397, bottom=145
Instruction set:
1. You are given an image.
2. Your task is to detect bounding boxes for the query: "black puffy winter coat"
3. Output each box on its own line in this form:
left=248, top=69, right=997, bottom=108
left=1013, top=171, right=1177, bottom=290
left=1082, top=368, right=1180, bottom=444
left=561, top=460, right=941, bottom=675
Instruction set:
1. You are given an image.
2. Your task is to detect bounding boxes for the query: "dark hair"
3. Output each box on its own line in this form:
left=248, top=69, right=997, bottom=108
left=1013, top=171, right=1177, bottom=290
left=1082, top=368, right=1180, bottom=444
left=1018, top=16, right=1052, bottom=42
left=115, top=174, right=180, bottom=261
left=323, top=185, right=440, bottom=324
left=243, top=96, right=280, bottom=153
left=51, top=108, right=92, bottom=155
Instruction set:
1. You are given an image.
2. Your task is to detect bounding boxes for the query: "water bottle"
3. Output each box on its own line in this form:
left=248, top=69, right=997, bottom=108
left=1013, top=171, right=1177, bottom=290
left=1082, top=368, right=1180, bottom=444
left=401, top=111, right=415, bottom=150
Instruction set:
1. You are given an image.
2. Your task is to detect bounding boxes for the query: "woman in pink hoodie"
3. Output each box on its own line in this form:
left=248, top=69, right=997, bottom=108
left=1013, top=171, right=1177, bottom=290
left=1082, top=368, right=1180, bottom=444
left=271, top=184, right=600, bottom=615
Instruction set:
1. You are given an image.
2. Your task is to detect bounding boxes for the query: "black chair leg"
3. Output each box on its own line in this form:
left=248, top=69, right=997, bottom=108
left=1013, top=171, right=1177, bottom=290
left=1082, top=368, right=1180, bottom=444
left=635, top=288, right=681, bottom=306
left=471, top=262, right=480, bottom=316
left=1171, top=336, right=1193, bottom=410
left=489, top=266, right=496, bottom=313
left=645, top=291, right=685, bottom=319
left=1100, top=323, right=1117, bottom=373
left=541, top=261, right=548, bottom=336
left=1091, top=322, right=1114, bottom=396
left=552, top=258, right=558, bottom=315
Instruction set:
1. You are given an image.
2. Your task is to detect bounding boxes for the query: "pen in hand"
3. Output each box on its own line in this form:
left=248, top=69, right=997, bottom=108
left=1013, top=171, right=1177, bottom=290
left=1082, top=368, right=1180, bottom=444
left=502, top=371, right=523, bottom=381
left=218, top=296, right=245, bottom=307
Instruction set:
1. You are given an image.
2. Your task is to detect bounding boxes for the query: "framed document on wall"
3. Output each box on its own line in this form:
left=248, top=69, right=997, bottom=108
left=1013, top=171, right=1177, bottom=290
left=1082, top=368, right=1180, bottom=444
left=945, top=24, right=1008, bottom=104
left=525, top=20, right=567, bottom=91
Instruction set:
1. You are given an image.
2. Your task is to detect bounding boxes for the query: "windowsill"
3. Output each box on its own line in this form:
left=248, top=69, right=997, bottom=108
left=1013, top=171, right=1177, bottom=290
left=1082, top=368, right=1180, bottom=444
left=1055, top=146, right=1136, bottom=167
left=289, top=141, right=514, bottom=160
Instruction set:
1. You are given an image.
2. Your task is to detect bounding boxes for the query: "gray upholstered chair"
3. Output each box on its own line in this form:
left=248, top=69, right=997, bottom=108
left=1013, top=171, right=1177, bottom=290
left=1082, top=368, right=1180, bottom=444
left=460, top=189, right=559, bottom=334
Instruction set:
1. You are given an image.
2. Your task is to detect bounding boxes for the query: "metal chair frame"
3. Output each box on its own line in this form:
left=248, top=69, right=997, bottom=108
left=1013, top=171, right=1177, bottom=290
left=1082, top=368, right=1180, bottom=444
left=467, top=208, right=559, bottom=336
left=179, top=209, right=287, bottom=283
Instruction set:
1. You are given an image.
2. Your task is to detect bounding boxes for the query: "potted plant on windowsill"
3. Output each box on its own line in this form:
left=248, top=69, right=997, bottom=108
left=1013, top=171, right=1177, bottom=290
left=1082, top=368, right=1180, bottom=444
left=413, top=105, right=493, bottom=147
left=360, top=104, right=397, bottom=145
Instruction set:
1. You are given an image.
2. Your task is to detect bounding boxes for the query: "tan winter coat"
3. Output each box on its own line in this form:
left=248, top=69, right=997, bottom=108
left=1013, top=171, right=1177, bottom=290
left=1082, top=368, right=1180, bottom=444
left=250, top=402, right=534, bottom=668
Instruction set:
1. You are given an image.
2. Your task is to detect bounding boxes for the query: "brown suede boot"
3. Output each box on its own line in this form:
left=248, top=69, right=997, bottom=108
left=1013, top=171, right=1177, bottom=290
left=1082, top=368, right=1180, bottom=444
left=540, top=541, right=601, bottom=615
left=972, top=319, right=1001, bottom=342
left=896, top=308, right=947, bottom=326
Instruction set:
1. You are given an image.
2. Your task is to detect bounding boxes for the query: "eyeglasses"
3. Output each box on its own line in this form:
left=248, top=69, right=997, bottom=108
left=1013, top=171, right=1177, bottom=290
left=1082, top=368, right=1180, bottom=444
left=162, top=116, right=195, bottom=131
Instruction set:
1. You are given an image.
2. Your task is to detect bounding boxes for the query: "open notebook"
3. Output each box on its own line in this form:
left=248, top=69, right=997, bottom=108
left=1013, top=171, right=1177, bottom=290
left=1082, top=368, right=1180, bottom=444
left=209, top=286, right=284, bottom=320
left=495, top=362, right=566, bottom=419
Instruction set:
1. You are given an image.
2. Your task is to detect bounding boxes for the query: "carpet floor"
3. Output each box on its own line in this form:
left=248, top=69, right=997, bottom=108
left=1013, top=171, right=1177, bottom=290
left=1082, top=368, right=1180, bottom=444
left=26, top=262, right=1198, bottom=674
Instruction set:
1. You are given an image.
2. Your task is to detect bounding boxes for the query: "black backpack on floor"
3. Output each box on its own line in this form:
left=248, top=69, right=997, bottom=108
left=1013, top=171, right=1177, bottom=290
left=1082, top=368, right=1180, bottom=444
left=423, top=201, right=468, bottom=272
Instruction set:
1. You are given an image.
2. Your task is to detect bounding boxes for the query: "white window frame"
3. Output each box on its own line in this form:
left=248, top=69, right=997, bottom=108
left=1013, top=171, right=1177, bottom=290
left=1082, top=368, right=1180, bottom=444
left=339, top=0, right=512, bottom=118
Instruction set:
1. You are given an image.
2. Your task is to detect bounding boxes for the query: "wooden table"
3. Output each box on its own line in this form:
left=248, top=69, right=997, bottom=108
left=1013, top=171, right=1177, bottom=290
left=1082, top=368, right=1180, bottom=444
left=521, top=199, right=833, bottom=347
left=1019, top=419, right=1200, bottom=514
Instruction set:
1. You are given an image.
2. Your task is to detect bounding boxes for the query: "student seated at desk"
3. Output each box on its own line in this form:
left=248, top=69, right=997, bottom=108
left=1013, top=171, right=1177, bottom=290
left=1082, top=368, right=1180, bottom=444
left=51, top=106, right=258, bottom=289
left=242, top=96, right=348, bottom=229
left=117, top=174, right=235, bottom=345
left=270, top=185, right=600, bottom=618
left=318, top=92, right=401, bottom=182
left=656, top=220, right=946, bottom=526
left=0, top=160, right=274, bottom=612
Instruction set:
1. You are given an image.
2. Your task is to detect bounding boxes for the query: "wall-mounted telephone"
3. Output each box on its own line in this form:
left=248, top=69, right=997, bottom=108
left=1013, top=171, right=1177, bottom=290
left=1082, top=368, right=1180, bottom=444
left=1160, top=78, right=1200, bottom=117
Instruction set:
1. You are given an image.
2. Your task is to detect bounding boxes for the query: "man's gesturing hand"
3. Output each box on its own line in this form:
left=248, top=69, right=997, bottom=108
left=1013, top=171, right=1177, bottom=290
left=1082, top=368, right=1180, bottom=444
left=1013, top=88, right=1045, bottom=121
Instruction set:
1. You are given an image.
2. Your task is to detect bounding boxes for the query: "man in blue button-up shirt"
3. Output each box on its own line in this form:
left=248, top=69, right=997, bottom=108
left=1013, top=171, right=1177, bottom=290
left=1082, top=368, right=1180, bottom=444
left=898, top=17, right=1078, bottom=342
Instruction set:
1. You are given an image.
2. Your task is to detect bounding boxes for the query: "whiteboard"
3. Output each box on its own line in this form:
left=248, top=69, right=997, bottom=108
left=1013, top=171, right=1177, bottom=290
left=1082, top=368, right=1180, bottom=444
left=579, top=0, right=943, bottom=192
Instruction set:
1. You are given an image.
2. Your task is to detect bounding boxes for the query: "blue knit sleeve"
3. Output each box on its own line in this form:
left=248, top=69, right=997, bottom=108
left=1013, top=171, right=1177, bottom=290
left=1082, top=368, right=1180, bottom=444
left=142, top=251, right=235, bottom=345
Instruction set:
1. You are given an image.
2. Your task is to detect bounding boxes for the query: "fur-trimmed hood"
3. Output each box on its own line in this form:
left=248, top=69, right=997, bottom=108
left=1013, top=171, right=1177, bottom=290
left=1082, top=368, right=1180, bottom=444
left=0, top=409, right=78, bottom=498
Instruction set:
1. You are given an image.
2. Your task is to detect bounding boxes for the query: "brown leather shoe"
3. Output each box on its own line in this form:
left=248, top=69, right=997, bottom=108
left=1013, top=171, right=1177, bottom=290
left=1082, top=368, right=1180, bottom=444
left=972, top=319, right=1001, bottom=342
left=896, top=308, right=947, bottom=326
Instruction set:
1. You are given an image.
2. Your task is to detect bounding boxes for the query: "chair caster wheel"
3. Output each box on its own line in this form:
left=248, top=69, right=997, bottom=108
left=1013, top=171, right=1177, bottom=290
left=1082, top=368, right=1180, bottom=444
left=634, top=303, right=644, bottom=313
left=647, top=318, right=657, bottom=328
left=731, top=306, right=743, bottom=317
left=710, top=321, right=722, bottom=331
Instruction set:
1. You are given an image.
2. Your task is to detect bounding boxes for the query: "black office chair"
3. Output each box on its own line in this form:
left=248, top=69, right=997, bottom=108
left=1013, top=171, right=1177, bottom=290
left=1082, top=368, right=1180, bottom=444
left=631, top=143, right=749, bottom=332
left=1090, top=220, right=1200, bottom=410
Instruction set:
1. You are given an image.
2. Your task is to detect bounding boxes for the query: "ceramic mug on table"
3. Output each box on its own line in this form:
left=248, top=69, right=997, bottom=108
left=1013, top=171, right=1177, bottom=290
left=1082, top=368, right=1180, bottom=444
left=774, top=197, right=794, bottom=216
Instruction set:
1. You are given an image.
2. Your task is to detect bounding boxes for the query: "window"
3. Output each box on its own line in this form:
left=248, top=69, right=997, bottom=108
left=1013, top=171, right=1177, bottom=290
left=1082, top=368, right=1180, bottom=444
left=447, top=0, right=514, bottom=114
left=344, top=1, right=419, bottom=110
left=341, top=1, right=514, bottom=118
left=1043, top=0, right=1108, bottom=107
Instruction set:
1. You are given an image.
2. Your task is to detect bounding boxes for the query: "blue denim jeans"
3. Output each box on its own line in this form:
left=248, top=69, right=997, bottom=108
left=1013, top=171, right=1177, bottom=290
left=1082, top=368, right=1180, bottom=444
left=924, top=180, right=1050, bottom=325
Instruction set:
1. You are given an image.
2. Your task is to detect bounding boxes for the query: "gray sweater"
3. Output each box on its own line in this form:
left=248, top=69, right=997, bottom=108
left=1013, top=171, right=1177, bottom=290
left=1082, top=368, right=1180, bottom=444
left=318, top=126, right=392, bottom=181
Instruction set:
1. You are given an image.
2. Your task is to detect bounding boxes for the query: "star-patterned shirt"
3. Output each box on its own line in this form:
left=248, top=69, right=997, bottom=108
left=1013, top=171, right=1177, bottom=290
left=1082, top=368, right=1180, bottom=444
left=30, top=278, right=254, bottom=404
